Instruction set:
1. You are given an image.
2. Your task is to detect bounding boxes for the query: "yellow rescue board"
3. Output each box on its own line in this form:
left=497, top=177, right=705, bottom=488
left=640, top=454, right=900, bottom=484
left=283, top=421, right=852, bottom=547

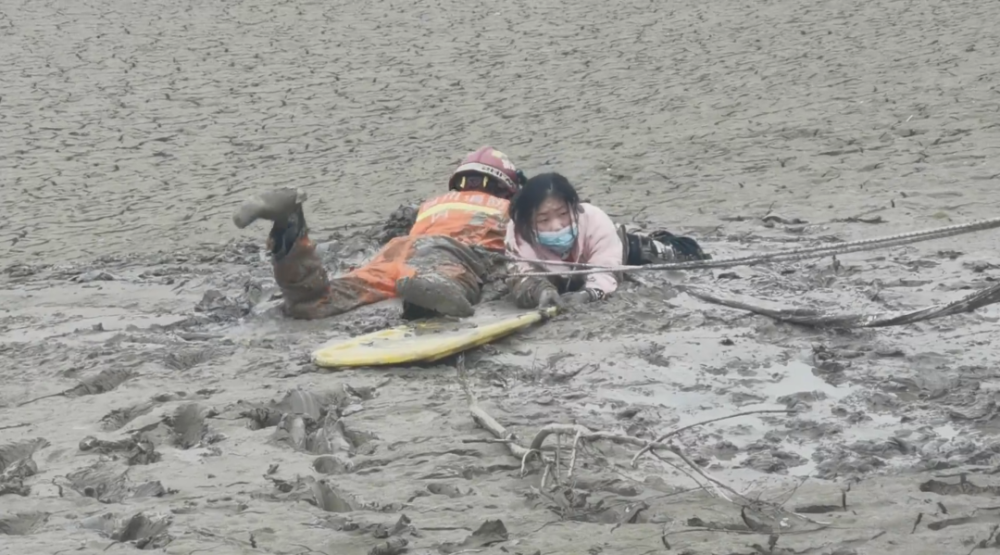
left=312, top=306, right=558, bottom=369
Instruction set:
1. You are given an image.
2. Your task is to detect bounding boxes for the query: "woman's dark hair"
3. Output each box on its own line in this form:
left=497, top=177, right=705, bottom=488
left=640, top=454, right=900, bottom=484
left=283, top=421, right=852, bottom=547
left=509, top=172, right=582, bottom=245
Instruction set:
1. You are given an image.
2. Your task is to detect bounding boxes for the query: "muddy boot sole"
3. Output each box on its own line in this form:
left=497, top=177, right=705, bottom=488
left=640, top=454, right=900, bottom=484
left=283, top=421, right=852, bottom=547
left=396, top=276, right=475, bottom=318
left=233, top=188, right=308, bottom=229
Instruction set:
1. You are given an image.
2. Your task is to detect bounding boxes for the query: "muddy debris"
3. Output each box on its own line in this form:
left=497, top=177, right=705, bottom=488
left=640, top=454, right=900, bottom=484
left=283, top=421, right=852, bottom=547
left=242, top=387, right=378, bottom=456
left=66, top=462, right=170, bottom=504
left=794, top=503, right=844, bottom=514
left=369, top=537, right=409, bottom=555
left=742, top=448, right=807, bottom=474
left=161, top=346, right=226, bottom=371
left=813, top=446, right=887, bottom=480
left=322, top=513, right=415, bottom=539
left=100, top=401, right=157, bottom=431
left=313, top=454, right=355, bottom=475
left=438, top=519, right=508, bottom=554
left=374, top=514, right=415, bottom=539
left=920, top=476, right=1000, bottom=497
left=273, top=413, right=312, bottom=451
left=309, top=479, right=365, bottom=512
left=194, top=289, right=252, bottom=321
left=81, top=512, right=173, bottom=549
left=0, top=438, right=50, bottom=497
left=242, top=387, right=365, bottom=431
left=71, top=269, right=119, bottom=283
left=261, top=475, right=370, bottom=512
left=170, top=402, right=217, bottom=449
left=0, top=512, right=49, bottom=536
left=17, top=368, right=137, bottom=407
left=79, top=435, right=161, bottom=466
left=0, top=438, right=49, bottom=474
left=309, top=416, right=379, bottom=456
left=427, top=483, right=468, bottom=498
left=111, top=513, right=173, bottom=549
left=123, top=402, right=223, bottom=451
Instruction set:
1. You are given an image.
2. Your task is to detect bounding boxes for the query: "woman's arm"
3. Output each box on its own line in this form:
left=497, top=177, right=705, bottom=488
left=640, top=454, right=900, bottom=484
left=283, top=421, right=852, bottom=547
left=578, top=206, right=624, bottom=297
left=504, top=225, right=559, bottom=308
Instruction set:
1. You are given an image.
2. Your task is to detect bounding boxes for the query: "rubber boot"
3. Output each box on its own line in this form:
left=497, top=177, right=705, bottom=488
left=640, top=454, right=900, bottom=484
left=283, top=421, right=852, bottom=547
left=401, top=302, right=439, bottom=321
left=620, top=225, right=676, bottom=265
left=396, top=274, right=476, bottom=318
left=249, top=194, right=335, bottom=318
left=233, top=188, right=308, bottom=229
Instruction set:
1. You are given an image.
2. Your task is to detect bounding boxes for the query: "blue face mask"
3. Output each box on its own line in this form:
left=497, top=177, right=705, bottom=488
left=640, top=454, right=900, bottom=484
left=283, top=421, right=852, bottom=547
left=537, top=224, right=578, bottom=256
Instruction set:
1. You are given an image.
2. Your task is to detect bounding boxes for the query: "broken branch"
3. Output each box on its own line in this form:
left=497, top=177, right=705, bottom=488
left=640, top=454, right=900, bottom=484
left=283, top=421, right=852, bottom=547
left=631, top=409, right=793, bottom=467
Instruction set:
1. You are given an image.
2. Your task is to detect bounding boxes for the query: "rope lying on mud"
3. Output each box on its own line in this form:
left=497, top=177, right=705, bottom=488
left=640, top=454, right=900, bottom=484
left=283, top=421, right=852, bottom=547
left=508, top=215, right=1000, bottom=277
left=679, top=281, right=1000, bottom=328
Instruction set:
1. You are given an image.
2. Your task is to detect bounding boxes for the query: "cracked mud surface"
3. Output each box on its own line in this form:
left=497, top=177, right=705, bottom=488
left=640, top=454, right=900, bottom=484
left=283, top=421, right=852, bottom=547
left=3, top=0, right=1000, bottom=553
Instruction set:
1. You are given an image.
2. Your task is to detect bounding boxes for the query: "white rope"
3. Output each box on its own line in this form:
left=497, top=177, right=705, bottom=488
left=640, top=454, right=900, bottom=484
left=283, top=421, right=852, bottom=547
left=508, top=216, right=1000, bottom=278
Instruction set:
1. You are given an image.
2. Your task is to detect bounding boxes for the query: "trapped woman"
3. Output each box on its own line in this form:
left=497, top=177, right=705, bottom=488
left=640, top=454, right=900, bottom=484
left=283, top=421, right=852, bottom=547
left=504, top=172, right=711, bottom=309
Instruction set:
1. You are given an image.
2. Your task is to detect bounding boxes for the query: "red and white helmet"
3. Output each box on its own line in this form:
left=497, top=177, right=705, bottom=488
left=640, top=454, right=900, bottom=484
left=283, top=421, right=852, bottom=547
left=448, top=146, right=521, bottom=199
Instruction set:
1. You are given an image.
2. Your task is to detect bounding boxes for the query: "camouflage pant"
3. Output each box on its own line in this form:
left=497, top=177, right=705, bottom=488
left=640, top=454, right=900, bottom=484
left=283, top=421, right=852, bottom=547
left=272, top=233, right=489, bottom=320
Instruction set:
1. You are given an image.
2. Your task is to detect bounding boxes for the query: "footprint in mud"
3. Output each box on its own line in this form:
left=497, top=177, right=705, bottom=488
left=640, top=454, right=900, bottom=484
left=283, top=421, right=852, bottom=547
left=80, top=512, right=172, bottom=549
left=0, top=512, right=49, bottom=535
left=0, top=438, right=50, bottom=496
left=66, top=462, right=170, bottom=504
left=17, top=368, right=136, bottom=407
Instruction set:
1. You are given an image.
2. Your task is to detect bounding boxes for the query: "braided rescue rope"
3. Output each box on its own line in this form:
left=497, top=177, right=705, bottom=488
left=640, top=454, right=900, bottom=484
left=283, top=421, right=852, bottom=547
left=509, top=216, right=1000, bottom=278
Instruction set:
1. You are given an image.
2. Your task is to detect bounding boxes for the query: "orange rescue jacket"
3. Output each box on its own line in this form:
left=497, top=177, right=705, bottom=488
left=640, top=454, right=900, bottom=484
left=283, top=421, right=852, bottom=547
left=408, top=191, right=510, bottom=252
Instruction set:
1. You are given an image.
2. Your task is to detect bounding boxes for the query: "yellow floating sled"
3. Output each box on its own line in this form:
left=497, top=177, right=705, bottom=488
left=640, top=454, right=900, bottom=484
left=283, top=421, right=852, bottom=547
left=312, top=306, right=558, bottom=369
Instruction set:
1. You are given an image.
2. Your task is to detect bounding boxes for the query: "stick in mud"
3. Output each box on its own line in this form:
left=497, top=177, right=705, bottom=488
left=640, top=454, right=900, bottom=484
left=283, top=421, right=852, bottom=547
left=630, top=409, right=793, bottom=467
left=680, top=280, right=1000, bottom=329
left=456, top=355, right=843, bottom=536
left=16, top=368, right=136, bottom=407
left=456, top=354, right=535, bottom=462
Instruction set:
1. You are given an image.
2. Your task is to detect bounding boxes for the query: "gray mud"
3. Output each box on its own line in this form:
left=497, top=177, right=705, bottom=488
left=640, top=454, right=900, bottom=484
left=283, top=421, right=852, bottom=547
left=3, top=0, right=1000, bottom=553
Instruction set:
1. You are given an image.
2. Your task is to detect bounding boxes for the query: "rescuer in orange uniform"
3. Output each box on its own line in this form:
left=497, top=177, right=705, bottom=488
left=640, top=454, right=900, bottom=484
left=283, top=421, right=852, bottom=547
left=232, top=146, right=523, bottom=320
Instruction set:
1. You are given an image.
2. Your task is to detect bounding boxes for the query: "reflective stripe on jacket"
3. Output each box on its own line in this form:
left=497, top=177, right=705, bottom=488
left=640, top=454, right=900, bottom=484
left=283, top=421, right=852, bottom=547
left=409, top=191, right=510, bottom=252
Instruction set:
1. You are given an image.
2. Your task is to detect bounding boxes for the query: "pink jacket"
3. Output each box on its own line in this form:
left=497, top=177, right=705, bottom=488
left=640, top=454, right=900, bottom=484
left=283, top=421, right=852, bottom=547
left=504, top=203, right=624, bottom=295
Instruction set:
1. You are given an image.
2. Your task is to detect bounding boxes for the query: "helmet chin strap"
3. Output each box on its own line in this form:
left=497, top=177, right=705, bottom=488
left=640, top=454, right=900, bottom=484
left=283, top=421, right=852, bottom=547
left=454, top=173, right=515, bottom=199
left=457, top=175, right=490, bottom=191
